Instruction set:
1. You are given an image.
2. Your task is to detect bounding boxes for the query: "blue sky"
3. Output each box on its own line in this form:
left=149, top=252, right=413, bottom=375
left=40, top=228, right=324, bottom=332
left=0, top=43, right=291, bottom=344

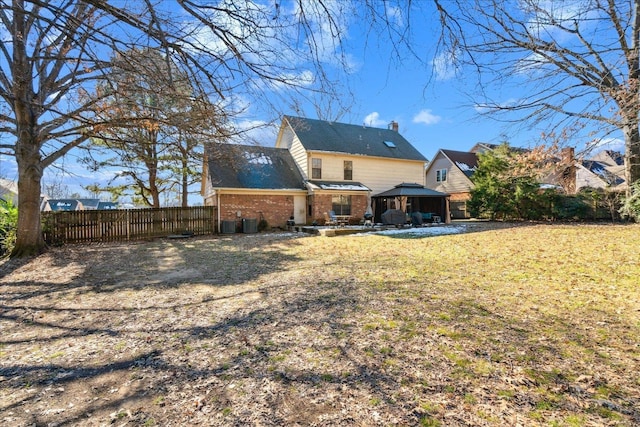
left=0, top=0, right=626, bottom=204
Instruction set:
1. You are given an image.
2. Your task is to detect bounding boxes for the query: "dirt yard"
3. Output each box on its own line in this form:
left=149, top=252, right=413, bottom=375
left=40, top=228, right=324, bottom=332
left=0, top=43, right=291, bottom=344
left=1, top=222, right=638, bottom=426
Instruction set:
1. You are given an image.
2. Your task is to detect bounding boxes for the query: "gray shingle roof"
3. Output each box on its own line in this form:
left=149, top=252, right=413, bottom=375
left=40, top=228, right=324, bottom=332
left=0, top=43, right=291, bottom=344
left=373, top=182, right=448, bottom=198
left=284, top=116, right=427, bottom=161
left=46, top=199, right=80, bottom=211
left=206, top=144, right=306, bottom=190
left=603, top=150, right=624, bottom=166
left=441, top=149, right=479, bottom=178
left=582, top=160, right=625, bottom=186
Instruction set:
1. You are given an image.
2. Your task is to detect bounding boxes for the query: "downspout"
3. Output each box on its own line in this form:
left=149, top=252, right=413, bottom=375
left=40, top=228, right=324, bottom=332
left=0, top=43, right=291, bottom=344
left=217, top=192, right=221, bottom=233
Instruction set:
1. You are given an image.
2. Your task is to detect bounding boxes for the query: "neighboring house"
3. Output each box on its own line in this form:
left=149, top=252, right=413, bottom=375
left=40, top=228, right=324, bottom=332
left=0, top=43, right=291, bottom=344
left=2, top=178, right=50, bottom=208
left=43, top=199, right=83, bottom=211
left=592, top=149, right=624, bottom=167
left=547, top=148, right=626, bottom=194
left=575, top=160, right=626, bottom=192
left=274, top=115, right=428, bottom=224
left=97, top=201, right=119, bottom=210
left=589, top=150, right=626, bottom=189
left=42, top=198, right=123, bottom=211
left=425, top=149, right=478, bottom=219
left=77, top=198, right=101, bottom=210
left=0, top=178, right=18, bottom=204
left=202, top=143, right=307, bottom=230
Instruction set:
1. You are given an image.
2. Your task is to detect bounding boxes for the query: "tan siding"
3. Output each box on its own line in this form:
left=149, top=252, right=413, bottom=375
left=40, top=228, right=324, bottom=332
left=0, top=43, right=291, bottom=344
left=425, top=153, right=474, bottom=194
left=358, top=158, right=425, bottom=194
left=275, top=125, right=308, bottom=178
left=576, top=166, right=606, bottom=190
left=307, top=152, right=424, bottom=194
left=290, top=134, right=308, bottom=178
left=275, top=125, right=293, bottom=149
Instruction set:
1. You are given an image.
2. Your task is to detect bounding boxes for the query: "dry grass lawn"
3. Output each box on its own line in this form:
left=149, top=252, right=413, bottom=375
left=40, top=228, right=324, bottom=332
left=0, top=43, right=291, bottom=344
left=1, top=222, right=639, bottom=426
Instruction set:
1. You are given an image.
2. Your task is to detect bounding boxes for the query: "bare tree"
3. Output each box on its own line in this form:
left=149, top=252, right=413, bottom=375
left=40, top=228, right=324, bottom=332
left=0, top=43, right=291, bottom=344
left=0, top=0, right=362, bottom=256
left=83, top=47, right=220, bottom=208
left=433, top=0, right=640, bottom=195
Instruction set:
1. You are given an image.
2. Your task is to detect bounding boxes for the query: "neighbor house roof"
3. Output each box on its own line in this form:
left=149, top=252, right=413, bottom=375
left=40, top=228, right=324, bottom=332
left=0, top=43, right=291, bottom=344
left=592, top=150, right=624, bottom=167
left=45, top=199, right=81, bottom=211
left=581, top=160, right=625, bottom=186
left=440, top=149, right=479, bottom=178
left=97, top=201, right=119, bottom=210
left=283, top=115, right=427, bottom=162
left=77, top=198, right=100, bottom=209
left=373, top=182, right=449, bottom=198
left=205, top=144, right=306, bottom=190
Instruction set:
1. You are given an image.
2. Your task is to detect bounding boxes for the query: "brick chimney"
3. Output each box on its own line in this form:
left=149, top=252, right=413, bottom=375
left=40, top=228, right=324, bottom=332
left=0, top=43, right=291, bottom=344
left=388, top=121, right=399, bottom=132
left=561, top=147, right=574, bottom=164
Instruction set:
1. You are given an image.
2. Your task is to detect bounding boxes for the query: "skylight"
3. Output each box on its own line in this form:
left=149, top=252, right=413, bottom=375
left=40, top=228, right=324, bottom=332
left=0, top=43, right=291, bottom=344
left=383, top=140, right=396, bottom=148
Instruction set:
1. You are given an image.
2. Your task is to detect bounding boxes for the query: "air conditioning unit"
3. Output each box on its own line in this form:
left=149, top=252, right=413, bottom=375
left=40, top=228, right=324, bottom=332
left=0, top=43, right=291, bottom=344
left=221, top=220, right=236, bottom=234
left=242, top=218, right=258, bottom=233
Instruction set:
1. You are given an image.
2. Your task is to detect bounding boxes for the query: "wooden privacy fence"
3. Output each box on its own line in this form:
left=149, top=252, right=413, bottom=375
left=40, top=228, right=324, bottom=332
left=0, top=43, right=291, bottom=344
left=42, top=206, right=217, bottom=245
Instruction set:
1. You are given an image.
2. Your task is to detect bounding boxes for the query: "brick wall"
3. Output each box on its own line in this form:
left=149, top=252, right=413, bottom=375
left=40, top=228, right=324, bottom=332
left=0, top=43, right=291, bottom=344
left=219, top=194, right=295, bottom=229
left=449, top=192, right=471, bottom=219
left=309, top=194, right=369, bottom=224
left=208, top=192, right=370, bottom=229
left=449, top=192, right=471, bottom=202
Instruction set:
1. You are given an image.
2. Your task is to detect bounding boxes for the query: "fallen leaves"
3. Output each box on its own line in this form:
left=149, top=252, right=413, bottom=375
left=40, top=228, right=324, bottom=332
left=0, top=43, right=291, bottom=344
left=0, top=223, right=639, bottom=425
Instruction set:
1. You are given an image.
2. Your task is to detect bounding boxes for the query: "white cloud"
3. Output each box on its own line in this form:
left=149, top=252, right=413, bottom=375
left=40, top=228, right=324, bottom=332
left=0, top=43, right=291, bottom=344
left=431, top=50, right=458, bottom=81
left=525, top=1, right=599, bottom=39
left=385, top=5, right=404, bottom=28
left=268, top=70, right=316, bottom=91
left=363, top=112, right=386, bottom=127
left=413, top=109, right=441, bottom=126
left=230, top=119, right=278, bottom=145
left=588, top=137, right=625, bottom=153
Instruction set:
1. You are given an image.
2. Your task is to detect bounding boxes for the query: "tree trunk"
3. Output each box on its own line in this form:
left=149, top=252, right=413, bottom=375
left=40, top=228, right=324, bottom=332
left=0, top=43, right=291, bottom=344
left=622, top=114, right=640, bottom=198
left=181, top=157, right=189, bottom=208
left=11, top=3, right=47, bottom=257
left=12, top=137, right=46, bottom=257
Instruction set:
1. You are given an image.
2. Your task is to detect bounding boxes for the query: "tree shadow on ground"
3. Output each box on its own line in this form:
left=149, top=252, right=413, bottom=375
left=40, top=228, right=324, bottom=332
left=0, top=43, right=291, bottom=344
left=1, top=232, right=638, bottom=426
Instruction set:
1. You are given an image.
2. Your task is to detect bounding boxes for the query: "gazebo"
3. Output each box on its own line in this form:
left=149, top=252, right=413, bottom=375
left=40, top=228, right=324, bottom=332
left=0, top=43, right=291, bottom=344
left=371, top=183, right=450, bottom=224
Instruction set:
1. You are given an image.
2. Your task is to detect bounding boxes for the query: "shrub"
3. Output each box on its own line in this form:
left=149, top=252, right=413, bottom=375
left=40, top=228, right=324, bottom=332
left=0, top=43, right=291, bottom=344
left=257, top=218, right=269, bottom=232
left=620, top=181, right=640, bottom=222
left=552, top=194, right=589, bottom=220
left=0, top=198, right=18, bottom=257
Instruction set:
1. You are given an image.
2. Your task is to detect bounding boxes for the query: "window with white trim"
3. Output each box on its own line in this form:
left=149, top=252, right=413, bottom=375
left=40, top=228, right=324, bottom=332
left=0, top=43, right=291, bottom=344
left=311, top=158, right=322, bottom=179
left=344, top=160, right=353, bottom=180
left=332, top=195, right=351, bottom=215
left=436, top=168, right=447, bottom=182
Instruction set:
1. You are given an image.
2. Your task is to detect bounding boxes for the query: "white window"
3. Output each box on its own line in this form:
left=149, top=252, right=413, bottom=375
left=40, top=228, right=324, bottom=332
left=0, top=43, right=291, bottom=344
left=344, top=160, right=353, bottom=180
left=311, top=158, right=322, bottom=179
left=436, top=169, right=447, bottom=182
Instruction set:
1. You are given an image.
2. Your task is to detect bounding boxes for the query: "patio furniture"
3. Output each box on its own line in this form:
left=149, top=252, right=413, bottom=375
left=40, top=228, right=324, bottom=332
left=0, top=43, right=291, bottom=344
left=363, top=212, right=373, bottom=227
left=324, top=211, right=338, bottom=226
